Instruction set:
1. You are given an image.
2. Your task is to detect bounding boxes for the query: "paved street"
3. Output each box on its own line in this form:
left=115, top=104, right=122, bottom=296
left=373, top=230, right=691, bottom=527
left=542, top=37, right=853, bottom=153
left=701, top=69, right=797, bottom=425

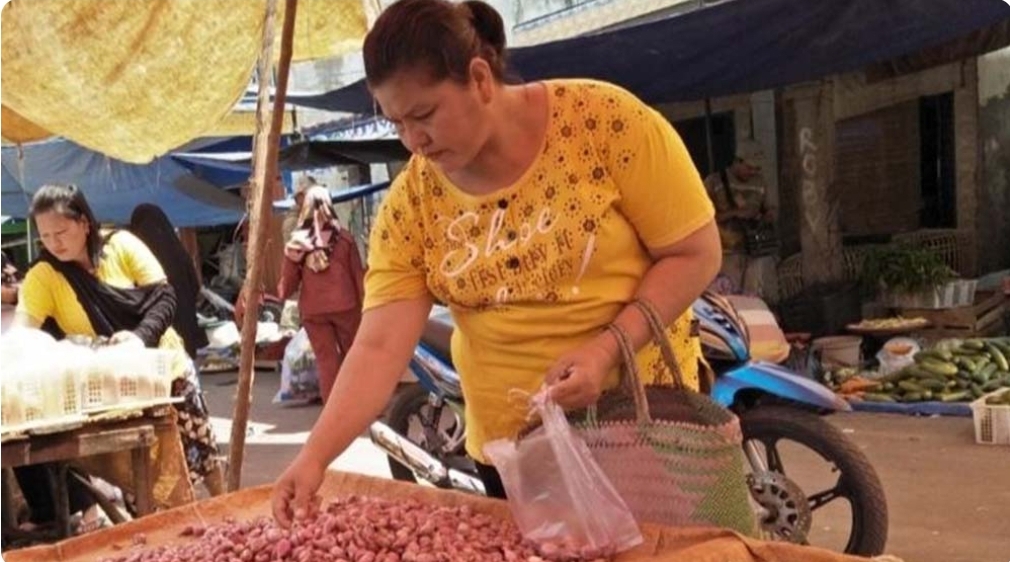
left=202, top=368, right=1010, bottom=562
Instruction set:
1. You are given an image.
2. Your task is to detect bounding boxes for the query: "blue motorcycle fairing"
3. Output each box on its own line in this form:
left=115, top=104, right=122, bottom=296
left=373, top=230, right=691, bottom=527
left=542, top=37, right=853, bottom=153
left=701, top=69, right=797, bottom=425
left=712, top=361, right=851, bottom=412
left=411, top=343, right=463, bottom=398
left=692, top=297, right=750, bottom=362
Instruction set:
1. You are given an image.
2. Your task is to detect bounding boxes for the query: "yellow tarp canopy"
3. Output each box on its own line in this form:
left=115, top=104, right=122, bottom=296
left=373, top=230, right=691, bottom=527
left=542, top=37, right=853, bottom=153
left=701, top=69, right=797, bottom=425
left=0, top=0, right=367, bottom=163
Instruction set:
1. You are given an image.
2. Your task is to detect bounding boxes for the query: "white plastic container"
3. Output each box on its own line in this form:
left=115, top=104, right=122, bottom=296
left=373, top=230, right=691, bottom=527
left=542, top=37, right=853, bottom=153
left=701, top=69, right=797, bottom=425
left=971, top=389, right=1010, bottom=446
left=17, top=362, right=49, bottom=423
left=813, top=336, right=863, bottom=368
left=1, top=372, right=26, bottom=427
left=83, top=347, right=122, bottom=409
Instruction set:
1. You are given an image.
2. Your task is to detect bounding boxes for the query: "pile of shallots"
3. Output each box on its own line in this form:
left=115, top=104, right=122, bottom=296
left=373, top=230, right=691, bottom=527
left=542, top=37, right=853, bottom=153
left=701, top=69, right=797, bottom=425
left=98, top=495, right=609, bottom=562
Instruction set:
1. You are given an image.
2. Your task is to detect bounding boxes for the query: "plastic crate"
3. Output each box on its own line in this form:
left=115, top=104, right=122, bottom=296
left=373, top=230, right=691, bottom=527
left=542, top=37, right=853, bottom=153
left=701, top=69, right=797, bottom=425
left=148, top=350, right=175, bottom=400
left=118, top=375, right=140, bottom=402
left=971, top=389, right=1010, bottom=446
left=1, top=379, right=25, bottom=427
left=115, top=349, right=176, bottom=404
left=82, top=372, right=116, bottom=409
left=57, top=370, right=83, bottom=418
left=884, top=279, right=978, bottom=310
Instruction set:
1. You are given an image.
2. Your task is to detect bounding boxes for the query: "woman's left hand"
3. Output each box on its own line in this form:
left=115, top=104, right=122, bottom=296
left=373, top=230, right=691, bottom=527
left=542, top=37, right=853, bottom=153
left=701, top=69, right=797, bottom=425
left=544, top=338, right=619, bottom=410
left=110, top=330, right=145, bottom=349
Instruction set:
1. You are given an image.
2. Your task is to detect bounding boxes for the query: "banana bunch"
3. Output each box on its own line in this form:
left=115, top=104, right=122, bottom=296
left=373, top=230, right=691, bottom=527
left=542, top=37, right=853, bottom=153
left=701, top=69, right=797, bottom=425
left=849, top=316, right=929, bottom=331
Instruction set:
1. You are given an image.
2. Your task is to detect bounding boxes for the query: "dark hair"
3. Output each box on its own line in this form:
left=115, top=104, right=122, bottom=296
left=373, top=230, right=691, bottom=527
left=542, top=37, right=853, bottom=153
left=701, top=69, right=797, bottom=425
left=29, top=184, right=104, bottom=266
left=363, top=0, right=508, bottom=87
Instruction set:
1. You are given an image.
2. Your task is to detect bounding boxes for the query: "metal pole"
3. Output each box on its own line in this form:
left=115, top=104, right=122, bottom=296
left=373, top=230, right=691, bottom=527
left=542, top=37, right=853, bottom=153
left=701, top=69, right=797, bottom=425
left=704, top=97, right=716, bottom=176
left=25, top=218, right=34, bottom=262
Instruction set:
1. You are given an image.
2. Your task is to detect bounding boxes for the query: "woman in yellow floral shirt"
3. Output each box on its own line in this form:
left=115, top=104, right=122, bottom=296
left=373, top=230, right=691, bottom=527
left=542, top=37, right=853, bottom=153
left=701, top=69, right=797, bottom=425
left=273, top=0, right=721, bottom=523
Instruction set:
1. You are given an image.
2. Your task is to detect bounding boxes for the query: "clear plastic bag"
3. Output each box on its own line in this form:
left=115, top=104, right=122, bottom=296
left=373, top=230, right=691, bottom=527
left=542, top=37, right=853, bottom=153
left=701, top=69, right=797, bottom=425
left=875, top=337, right=921, bottom=378
left=273, top=328, right=320, bottom=405
left=483, top=391, right=643, bottom=559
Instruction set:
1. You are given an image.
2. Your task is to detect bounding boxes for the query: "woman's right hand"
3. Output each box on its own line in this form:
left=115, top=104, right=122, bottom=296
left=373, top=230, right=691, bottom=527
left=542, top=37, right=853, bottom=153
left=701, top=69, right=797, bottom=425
left=271, top=453, right=325, bottom=528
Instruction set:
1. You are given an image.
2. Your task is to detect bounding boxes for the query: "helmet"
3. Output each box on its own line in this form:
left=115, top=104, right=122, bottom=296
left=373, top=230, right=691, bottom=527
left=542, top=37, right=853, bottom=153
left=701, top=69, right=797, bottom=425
left=693, top=291, right=751, bottom=363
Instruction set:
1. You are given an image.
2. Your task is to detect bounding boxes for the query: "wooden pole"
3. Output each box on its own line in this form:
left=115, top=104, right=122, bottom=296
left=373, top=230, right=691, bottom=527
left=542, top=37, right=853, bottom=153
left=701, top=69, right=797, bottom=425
left=227, top=0, right=299, bottom=492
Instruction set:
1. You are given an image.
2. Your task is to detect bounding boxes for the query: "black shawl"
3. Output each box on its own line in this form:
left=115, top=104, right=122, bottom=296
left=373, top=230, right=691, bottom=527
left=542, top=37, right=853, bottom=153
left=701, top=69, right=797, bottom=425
left=40, top=248, right=177, bottom=348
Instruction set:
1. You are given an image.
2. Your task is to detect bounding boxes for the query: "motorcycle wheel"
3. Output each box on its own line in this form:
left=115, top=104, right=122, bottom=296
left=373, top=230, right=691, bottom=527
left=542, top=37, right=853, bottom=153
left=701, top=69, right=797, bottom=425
left=384, top=384, right=467, bottom=483
left=258, top=300, right=284, bottom=324
left=738, top=406, right=889, bottom=556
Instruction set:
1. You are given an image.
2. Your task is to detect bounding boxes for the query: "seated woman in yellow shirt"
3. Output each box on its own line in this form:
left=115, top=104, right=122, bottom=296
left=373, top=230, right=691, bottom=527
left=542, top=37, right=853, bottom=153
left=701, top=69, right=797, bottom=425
left=273, top=0, right=722, bottom=524
left=14, top=184, right=221, bottom=513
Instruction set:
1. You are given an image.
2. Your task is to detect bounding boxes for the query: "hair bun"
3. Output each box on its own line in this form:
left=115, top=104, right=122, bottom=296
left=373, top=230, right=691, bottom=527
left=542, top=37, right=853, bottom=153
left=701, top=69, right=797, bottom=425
left=461, top=1, right=506, bottom=57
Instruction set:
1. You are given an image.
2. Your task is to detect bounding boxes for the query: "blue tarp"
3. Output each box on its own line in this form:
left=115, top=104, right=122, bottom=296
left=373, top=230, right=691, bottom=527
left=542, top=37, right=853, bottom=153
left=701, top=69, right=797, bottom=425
left=289, top=0, right=1010, bottom=114
left=849, top=400, right=972, bottom=418
left=1, top=139, right=246, bottom=227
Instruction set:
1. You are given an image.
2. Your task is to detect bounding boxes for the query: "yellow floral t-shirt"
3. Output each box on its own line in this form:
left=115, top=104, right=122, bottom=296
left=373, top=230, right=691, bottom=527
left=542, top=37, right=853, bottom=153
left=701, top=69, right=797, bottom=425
left=365, top=79, right=715, bottom=462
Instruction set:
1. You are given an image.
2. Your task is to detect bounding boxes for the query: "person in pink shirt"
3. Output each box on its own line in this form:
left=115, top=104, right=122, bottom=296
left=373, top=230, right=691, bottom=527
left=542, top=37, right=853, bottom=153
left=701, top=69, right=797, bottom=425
left=278, top=186, right=365, bottom=402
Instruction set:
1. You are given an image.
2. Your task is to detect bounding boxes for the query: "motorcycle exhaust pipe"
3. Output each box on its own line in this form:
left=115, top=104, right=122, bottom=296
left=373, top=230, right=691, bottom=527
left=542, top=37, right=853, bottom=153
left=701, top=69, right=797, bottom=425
left=368, top=421, right=486, bottom=495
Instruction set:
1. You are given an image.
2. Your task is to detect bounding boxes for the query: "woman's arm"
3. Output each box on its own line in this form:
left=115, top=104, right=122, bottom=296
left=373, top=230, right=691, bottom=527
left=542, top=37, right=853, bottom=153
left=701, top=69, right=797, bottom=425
left=273, top=295, right=432, bottom=525
left=113, top=231, right=178, bottom=346
left=128, top=284, right=178, bottom=347
left=13, top=310, right=42, bottom=329
left=595, top=220, right=721, bottom=361
left=306, top=296, right=429, bottom=463
left=1, top=285, right=17, bottom=306
left=547, top=222, right=721, bottom=407
left=277, top=254, right=303, bottom=301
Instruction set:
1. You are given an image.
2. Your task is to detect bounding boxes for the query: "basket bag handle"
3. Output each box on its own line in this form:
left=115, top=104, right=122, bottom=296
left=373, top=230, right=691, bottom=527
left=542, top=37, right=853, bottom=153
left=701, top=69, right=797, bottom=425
left=602, top=298, right=691, bottom=424
left=630, top=299, right=689, bottom=390
left=604, top=322, right=652, bottom=425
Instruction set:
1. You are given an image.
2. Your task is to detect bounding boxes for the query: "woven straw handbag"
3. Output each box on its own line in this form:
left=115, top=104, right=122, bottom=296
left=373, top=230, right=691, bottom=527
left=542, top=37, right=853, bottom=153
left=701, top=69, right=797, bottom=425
left=571, top=300, right=758, bottom=536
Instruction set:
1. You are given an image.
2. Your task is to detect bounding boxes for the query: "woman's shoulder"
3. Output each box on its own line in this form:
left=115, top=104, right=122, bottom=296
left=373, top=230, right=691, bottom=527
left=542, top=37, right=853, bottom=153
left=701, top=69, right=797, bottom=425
left=24, top=259, right=58, bottom=282
left=101, top=230, right=155, bottom=262
left=548, top=78, right=646, bottom=111
left=105, top=230, right=146, bottom=252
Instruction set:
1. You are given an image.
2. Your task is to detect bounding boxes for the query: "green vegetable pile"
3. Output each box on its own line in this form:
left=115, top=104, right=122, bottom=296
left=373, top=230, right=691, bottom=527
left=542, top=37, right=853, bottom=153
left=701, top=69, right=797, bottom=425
left=863, top=337, right=1010, bottom=403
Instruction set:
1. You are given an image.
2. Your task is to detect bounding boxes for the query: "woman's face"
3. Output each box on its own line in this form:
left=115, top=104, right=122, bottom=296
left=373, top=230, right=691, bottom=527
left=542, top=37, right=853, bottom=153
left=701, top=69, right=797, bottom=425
left=372, top=66, right=493, bottom=173
left=35, top=210, right=90, bottom=264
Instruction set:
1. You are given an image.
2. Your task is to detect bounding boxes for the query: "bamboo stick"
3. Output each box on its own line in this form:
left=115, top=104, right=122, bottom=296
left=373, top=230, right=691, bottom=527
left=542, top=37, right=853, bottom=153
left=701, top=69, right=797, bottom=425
left=227, top=0, right=299, bottom=492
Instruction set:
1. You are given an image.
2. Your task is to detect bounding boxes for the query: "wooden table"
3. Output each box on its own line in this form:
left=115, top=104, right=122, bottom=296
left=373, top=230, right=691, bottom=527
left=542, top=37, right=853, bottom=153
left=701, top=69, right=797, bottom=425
left=1, top=411, right=169, bottom=540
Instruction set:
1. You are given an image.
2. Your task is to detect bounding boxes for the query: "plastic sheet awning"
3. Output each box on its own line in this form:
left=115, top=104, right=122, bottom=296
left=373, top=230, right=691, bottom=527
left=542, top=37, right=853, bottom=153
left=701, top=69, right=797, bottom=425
left=288, top=0, right=1010, bottom=115
left=272, top=181, right=391, bottom=212
left=172, top=139, right=411, bottom=173
left=1, top=140, right=246, bottom=227
left=1, top=0, right=369, bottom=163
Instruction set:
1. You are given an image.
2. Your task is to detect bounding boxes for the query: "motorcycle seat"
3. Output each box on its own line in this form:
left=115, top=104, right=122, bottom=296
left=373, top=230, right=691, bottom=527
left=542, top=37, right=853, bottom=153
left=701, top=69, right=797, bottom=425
left=420, top=311, right=454, bottom=360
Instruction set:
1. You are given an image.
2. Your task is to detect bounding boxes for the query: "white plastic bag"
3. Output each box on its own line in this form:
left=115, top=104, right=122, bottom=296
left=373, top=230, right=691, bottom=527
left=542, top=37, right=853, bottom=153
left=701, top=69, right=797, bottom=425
left=273, top=328, right=320, bottom=406
left=483, top=390, right=643, bottom=559
left=876, top=337, right=920, bottom=377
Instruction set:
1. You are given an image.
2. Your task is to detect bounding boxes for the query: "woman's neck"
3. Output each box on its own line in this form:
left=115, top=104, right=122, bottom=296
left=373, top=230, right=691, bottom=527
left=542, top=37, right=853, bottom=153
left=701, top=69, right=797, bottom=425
left=72, top=253, right=94, bottom=272
left=450, top=83, right=548, bottom=194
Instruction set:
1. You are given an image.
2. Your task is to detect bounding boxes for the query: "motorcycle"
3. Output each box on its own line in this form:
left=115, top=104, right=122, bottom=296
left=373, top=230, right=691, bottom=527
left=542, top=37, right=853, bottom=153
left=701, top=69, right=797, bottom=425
left=369, top=292, right=889, bottom=556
